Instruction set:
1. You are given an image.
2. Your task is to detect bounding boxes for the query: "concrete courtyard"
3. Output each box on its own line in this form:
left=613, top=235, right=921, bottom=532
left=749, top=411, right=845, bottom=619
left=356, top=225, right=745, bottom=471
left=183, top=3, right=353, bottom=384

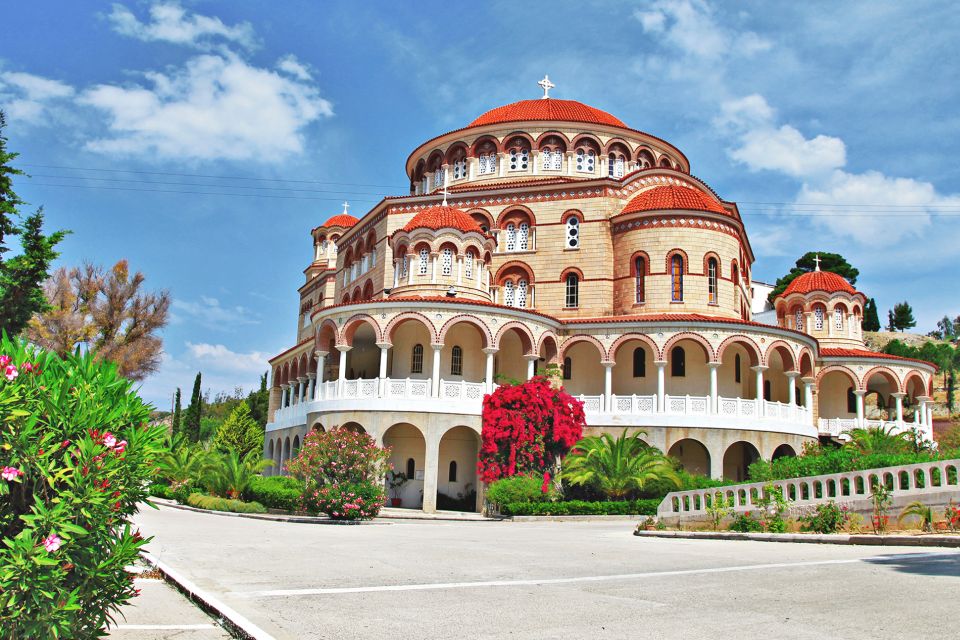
left=132, top=505, right=960, bottom=639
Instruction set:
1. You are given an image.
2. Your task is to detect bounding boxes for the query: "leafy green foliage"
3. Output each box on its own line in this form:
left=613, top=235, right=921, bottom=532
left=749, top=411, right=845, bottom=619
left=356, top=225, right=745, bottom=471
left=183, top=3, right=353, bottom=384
left=890, top=301, right=916, bottom=332
left=0, top=335, right=168, bottom=638
left=898, top=500, right=933, bottom=532
left=200, top=449, right=271, bottom=500
left=486, top=475, right=551, bottom=507
left=183, top=372, right=202, bottom=443
left=798, top=501, right=850, bottom=533
left=212, top=402, right=263, bottom=458
left=171, top=388, right=182, bottom=435
left=729, top=512, right=763, bottom=532
left=844, top=426, right=912, bottom=456
left=747, top=443, right=958, bottom=482
left=562, top=430, right=680, bottom=500
left=501, top=499, right=660, bottom=516
left=186, top=493, right=267, bottom=514
left=705, top=492, right=734, bottom=531
left=301, top=481, right=385, bottom=520
left=863, top=298, right=881, bottom=332
left=243, top=475, right=303, bottom=511
left=767, top=251, right=859, bottom=303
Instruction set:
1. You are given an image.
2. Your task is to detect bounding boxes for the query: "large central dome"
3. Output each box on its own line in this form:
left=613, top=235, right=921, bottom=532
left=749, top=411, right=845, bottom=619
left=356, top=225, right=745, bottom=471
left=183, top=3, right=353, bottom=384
left=468, top=98, right=628, bottom=129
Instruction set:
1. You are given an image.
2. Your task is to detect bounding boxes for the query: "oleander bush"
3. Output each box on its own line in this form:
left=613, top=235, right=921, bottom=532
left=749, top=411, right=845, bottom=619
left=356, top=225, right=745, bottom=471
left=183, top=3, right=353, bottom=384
left=243, top=475, right=303, bottom=511
left=186, top=493, right=267, bottom=514
left=729, top=512, right=764, bottom=533
left=747, top=446, right=960, bottom=483
left=301, top=481, right=385, bottom=520
left=797, top=501, right=850, bottom=534
left=502, top=499, right=660, bottom=517
left=0, top=336, right=168, bottom=639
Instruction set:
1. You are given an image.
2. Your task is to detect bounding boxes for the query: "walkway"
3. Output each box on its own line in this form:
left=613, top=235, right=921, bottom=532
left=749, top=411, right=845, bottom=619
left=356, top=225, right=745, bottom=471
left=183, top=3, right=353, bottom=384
left=131, top=502, right=959, bottom=639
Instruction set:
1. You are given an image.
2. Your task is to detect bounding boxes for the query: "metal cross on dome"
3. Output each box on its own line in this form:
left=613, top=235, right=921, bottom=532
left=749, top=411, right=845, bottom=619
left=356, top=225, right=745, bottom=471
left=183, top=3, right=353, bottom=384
left=813, top=253, right=821, bottom=271
left=538, top=75, right=555, bottom=99
left=341, top=201, right=350, bottom=215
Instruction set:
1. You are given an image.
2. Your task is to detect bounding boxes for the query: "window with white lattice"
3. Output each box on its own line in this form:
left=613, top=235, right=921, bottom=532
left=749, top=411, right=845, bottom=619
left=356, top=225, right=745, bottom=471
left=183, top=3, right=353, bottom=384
left=503, top=280, right=515, bottom=307
left=418, top=248, right=429, bottom=276
left=441, top=248, right=453, bottom=276
left=608, top=153, right=625, bottom=178
left=516, top=279, right=528, bottom=308
left=576, top=149, right=595, bottom=172
left=464, top=253, right=473, bottom=279
left=421, top=176, right=428, bottom=193
left=542, top=149, right=562, bottom=171
left=453, top=158, right=467, bottom=180
left=361, top=255, right=369, bottom=273
left=795, top=309, right=803, bottom=331
left=565, top=216, right=580, bottom=249
left=478, top=153, right=497, bottom=175
left=835, top=308, right=844, bottom=330
left=505, top=223, right=516, bottom=252
left=400, top=254, right=408, bottom=279
left=509, top=149, right=528, bottom=171
left=433, top=168, right=444, bottom=189
left=517, top=222, right=529, bottom=251
left=814, top=306, right=824, bottom=330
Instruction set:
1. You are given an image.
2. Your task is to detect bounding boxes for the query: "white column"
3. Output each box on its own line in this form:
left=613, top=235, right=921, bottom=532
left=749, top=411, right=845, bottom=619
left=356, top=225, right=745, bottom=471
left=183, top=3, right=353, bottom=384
left=497, top=152, right=507, bottom=177
left=456, top=256, right=463, bottom=285
left=854, top=390, right=866, bottom=426
left=336, top=345, right=350, bottom=396
left=392, top=260, right=399, bottom=289
left=655, top=361, right=667, bottom=413
left=430, top=343, right=442, bottom=398
left=602, top=362, right=614, bottom=413
left=314, top=351, right=327, bottom=399
left=280, top=383, right=289, bottom=408
left=377, top=342, right=391, bottom=396
left=430, top=253, right=438, bottom=283
left=786, top=372, right=800, bottom=406
left=307, top=373, right=316, bottom=403
left=708, top=362, right=720, bottom=413
left=291, top=380, right=299, bottom=405
left=525, top=355, right=538, bottom=380
left=422, top=433, right=440, bottom=513
left=298, top=377, right=308, bottom=403
left=476, top=261, right=483, bottom=288
left=752, top=365, right=768, bottom=416
left=892, top=392, right=905, bottom=425
left=803, top=378, right=815, bottom=413
left=484, top=348, right=498, bottom=394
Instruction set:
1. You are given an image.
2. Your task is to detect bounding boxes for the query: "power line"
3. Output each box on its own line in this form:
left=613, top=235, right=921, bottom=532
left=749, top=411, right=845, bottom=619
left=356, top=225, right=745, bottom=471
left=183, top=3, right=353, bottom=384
left=26, top=182, right=384, bottom=203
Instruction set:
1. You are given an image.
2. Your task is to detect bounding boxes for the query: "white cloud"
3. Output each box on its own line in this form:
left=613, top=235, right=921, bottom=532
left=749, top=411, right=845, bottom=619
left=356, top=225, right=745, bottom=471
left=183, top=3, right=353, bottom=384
left=634, top=0, right=770, bottom=61
left=171, top=295, right=259, bottom=329
left=78, top=53, right=333, bottom=161
left=108, top=2, right=257, bottom=50
left=186, top=342, right=270, bottom=373
left=0, top=71, right=74, bottom=124
left=277, top=54, right=312, bottom=81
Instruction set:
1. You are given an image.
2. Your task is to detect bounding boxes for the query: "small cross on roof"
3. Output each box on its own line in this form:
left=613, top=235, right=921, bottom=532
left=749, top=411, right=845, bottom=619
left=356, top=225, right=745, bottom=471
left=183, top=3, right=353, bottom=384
left=341, top=201, right=350, bottom=215
left=813, top=254, right=821, bottom=271
left=538, top=75, right=555, bottom=99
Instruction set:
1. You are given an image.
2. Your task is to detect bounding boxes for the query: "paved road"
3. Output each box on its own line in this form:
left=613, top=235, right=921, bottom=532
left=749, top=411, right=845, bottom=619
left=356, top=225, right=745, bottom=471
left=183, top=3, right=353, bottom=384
left=108, top=570, right=231, bottom=639
left=133, top=504, right=960, bottom=639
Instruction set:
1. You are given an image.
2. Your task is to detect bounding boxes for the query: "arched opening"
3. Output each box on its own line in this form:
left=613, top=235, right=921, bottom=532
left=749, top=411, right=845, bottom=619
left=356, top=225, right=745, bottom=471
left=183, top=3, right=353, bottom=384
left=310, top=421, right=325, bottom=433
left=387, top=317, right=434, bottom=380
left=343, top=321, right=378, bottom=381
left=772, top=444, right=796, bottom=460
left=818, top=369, right=859, bottom=420
left=383, top=423, right=426, bottom=509
left=668, top=439, right=710, bottom=477
left=282, top=437, right=291, bottom=475
left=611, top=337, right=657, bottom=397
left=340, top=422, right=366, bottom=434
left=863, top=369, right=899, bottom=422
left=292, top=435, right=301, bottom=458
left=437, top=426, right=481, bottom=512
left=723, top=441, right=760, bottom=482
left=665, top=338, right=710, bottom=397
left=266, top=439, right=275, bottom=476
left=560, top=339, right=605, bottom=398
left=538, top=334, right=559, bottom=373
left=440, top=320, right=488, bottom=386
left=765, top=345, right=796, bottom=405
left=718, top=340, right=759, bottom=399
left=497, top=326, right=533, bottom=383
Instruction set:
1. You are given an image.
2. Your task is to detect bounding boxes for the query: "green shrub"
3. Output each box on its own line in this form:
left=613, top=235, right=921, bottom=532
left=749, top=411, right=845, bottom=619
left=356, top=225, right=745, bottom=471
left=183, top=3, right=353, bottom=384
left=0, top=336, right=168, bottom=638
left=486, top=476, right=550, bottom=507
left=301, top=481, right=385, bottom=520
left=186, top=493, right=267, bottom=514
left=729, top=512, right=763, bottom=532
left=799, top=501, right=849, bottom=534
left=244, top=475, right=303, bottom=511
left=149, top=483, right=173, bottom=500
left=748, top=447, right=959, bottom=483
left=502, top=499, right=659, bottom=516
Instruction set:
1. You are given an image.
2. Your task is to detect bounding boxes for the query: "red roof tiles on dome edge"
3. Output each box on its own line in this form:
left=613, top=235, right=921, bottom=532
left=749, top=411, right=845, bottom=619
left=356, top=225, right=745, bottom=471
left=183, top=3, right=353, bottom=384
left=321, top=213, right=359, bottom=228
left=468, top=98, right=627, bottom=129
left=401, top=205, right=484, bottom=234
left=622, top=184, right=727, bottom=215
left=782, top=270, right=857, bottom=297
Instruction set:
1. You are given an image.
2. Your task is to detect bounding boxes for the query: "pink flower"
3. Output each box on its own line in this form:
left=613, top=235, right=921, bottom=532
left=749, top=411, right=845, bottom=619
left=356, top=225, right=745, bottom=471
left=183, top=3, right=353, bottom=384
left=1, top=466, right=23, bottom=481
left=103, top=433, right=117, bottom=449
left=114, top=440, right=127, bottom=453
left=0, top=355, right=9, bottom=367
left=21, top=362, right=33, bottom=373
left=42, top=534, right=62, bottom=553
left=4, top=364, right=18, bottom=381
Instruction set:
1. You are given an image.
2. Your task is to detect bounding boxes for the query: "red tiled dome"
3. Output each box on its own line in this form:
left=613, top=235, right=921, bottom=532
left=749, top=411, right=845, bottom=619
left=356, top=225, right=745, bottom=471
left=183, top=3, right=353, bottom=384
left=782, top=270, right=857, bottom=296
left=468, top=98, right=627, bottom=129
left=621, top=185, right=726, bottom=215
left=402, top=206, right=483, bottom=234
left=321, top=213, right=359, bottom=228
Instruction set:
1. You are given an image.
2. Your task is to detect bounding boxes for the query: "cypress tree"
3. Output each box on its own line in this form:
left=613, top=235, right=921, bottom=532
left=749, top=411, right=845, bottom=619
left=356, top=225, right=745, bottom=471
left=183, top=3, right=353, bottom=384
left=184, top=372, right=202, bottom=442
left=863, top=298, right=881, bottom=332
left=171, top=387, right=182, bottom=435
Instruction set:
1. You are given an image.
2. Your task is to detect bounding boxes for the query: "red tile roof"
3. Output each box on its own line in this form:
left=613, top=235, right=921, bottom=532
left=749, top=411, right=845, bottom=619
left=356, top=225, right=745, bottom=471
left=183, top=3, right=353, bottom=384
left=782, top=270, right=857, bottom=297
left=819, top=348, right=935, bottom=369
left=401, top=205, right=484, bottom=233
left=468, top=98, right=627, bottom=129
left=622, top=185, right=727, bottom=216
left=321, top=213, right=359, bottom=228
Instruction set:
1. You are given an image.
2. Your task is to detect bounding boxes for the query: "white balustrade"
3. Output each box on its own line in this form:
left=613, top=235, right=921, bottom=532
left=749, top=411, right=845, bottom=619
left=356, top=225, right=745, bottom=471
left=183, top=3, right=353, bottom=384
left=817, top=417, right=916, bottom=439
left=610, top=394, right=657, bottom=415
left=439, top=379, right=486, bottom=401
left=576, top=395, right=603, bottom=413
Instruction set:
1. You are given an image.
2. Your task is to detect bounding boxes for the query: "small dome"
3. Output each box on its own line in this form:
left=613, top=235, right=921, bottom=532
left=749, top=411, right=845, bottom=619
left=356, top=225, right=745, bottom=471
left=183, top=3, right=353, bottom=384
left=782, top=270, right=857, bottom=297
left=468, top=98, right=627, bottom=129
left=622, top=185, right=726, bottom=215
left=321, top=213, right=359, bottom=228
left=402, top=206, right=484, bottom=234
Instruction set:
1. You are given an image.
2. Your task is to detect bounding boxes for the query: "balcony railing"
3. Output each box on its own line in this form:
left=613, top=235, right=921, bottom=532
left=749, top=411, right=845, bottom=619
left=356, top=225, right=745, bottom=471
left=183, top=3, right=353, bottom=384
left=817, top=418, right=921, bottom=438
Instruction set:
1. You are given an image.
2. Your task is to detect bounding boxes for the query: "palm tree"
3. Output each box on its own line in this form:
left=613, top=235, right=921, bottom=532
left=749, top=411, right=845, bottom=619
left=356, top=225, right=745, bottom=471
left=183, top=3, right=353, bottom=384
left=159, top=443, right=209, bottom=487
left=898, top=500, right=933, bottom=532
left=203, top=450, right=272, bottom=499
left=845, top=425, right=911, bottom=456
left=561, top=430, right=680, bottom=500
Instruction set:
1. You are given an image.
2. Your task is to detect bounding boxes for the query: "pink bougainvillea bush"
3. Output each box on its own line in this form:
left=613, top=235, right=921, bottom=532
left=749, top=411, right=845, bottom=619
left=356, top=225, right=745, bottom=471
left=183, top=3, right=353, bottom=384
left=286, top=428, right=389, bottom=520
left=0, top=336, right=167, bottom=638
left=478, top=376, right=585, bottom=484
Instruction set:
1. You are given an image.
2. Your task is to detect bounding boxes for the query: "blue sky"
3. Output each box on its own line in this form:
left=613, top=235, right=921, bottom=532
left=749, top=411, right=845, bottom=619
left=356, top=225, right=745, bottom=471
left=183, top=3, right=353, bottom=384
left=2, top=1, right=958, bottom=408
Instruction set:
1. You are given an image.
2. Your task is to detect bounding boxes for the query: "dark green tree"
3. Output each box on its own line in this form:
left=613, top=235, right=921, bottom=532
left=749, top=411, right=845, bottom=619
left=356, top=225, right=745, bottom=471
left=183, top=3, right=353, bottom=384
left=768, top=252, right=859, bottom=303
left=171, top=387, right=182, bottom=435
left=936, top=315, right=956, bottom=340
left=863, top=298, right=881, bottom=332
left=183, top=372, right=202, bottom=443
left=890, top=301, right=916, bottom=332
left=245, top=372, right=270, bottom=427
left=886, top=309, right=896, bottom=332
left=0, top=112, right=67, bottom=335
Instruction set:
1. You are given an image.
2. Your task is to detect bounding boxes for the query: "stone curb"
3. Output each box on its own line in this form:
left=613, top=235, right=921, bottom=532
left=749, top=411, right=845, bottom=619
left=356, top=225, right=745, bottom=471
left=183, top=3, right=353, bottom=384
left=633, top=529, right=960, bottom=547
left=150, top=498, right=381, bottom=525
left=141, top=551, right=276, bottom=640
left=509, top=514, right=648, bottom=522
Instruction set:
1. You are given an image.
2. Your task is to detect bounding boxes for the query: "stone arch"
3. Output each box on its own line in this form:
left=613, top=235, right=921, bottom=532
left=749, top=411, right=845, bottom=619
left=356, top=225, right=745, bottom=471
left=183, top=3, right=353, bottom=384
left=534, top=130, right=571, bottom=148
left=608, top=333, right=660, bottom=364
left=862, top=366, right=901, bottom=393
left=316, top=319, right=339, bottom=352
left=339, top=421, right=366, bottom=433
left=902, top=370, right=927, bottom=395
left=384, top=312, right=438, bottom=344
left=772, top=443, right=796, bottom=459
left=438, top=315, right=492, bottom=348
left=383, top=422, right=426, bottom=509
left=496, top=204, right=538, bottom=228
left=723, top=441, right=760, bottom=482
left=559, top=334, right=608, bottom=360
left=470, top=134, right=500, bottom=156
left=716, top=335, right=761, bottom=367
left=436, top=425, right=482, bottom=512
left=495, top=260, right=535, bottom=284
left=443, top=140, right=469, bottom=165
left=570, top=133, right=602, bottom=152
left=310, top=420, right=325, bottom=432
left=764, top=340, right=797, bottom=371
left=537, top=332, right=560, bottom=365
left=797, top=349, right=815, bottom=377
left=667, top=438, right=710, bottom=477
left=664, top=248, right=690, bottom=273
left=341, top=313, right=382, bottom=344
left=494, top=321, right=535, bottom=354
left=661, top=332, right=714, bottom=362
left=816, top=364, right=860, bottom=389
left=603, top=137, right=635, bottom=160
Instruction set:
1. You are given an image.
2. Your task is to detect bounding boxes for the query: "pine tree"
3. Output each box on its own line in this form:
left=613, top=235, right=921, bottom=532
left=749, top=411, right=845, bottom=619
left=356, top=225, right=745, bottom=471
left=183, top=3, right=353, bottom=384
left=213, top=401, right=263, bottom=458
left=891, top=301, right=917, bottom=332
left=171, top=388, right=182, bottom=435
left=183, top=372, right=202, bottom=443
left=886, top=310, right=896, bottom=332
left=0, top=112, right=67, bottom=336
left=245, top=372, right=270, bottom=428
left=863, top=298, right=881, bottom=332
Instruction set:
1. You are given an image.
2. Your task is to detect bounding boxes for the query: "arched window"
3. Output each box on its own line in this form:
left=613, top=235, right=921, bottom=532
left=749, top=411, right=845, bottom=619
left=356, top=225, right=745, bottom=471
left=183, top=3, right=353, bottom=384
left=433, top=168, right=444, bottom=189
left=562, top=356, right=572, bottom=380
left=608, top=153, right=625, bottom=178
left=448, top=460, right=458, bottom=482
left=478, top=150, right=497, bottom=175
left=632, top=347, right=646, bottom=377
left=418, top=247, right=429, bottom=276
left=795, top=309, right=804, bottom=332
left=542, top=148, right=562, bottom=171
left=517, top=222, right=529, bottom=251
left=406, top=457, right=415, bottom=479
left=453, top=157, right=467, bottom=180
left=634, top=256, right=645, bottom=303
left=671, top=255, right=684, bottom=302
left=846, top=387, right=857, bottom=413
left=411, top=344, right=424, bottom=374
left=564, top=273, right=579, bottom=308
left=505, top=223, right=516, bottom=252
left=735, top=354, right=741, bottom=383
left=400, top=253, right=409, bottom=280
left=516, top=279, right=528, bottom=308
left=464, top=252, right=474, bottom=279
left=834, top=307, right=844, bottom=330
left=575, top=149, right=596, bottom=173
left=565, top=216, right=580, bottom=249
left=707, top=258, right=718, bottom=304
left=441, top=248, right=453, bottom=276
left=814, top=305, right=825, bottom=330
left=671, top=346, right=685, bottom=377
left=509, top=147, right=529, bottom=171
left=503, top=280, right=515, bottom=307
left=451, top=345, right=463, bottom=376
